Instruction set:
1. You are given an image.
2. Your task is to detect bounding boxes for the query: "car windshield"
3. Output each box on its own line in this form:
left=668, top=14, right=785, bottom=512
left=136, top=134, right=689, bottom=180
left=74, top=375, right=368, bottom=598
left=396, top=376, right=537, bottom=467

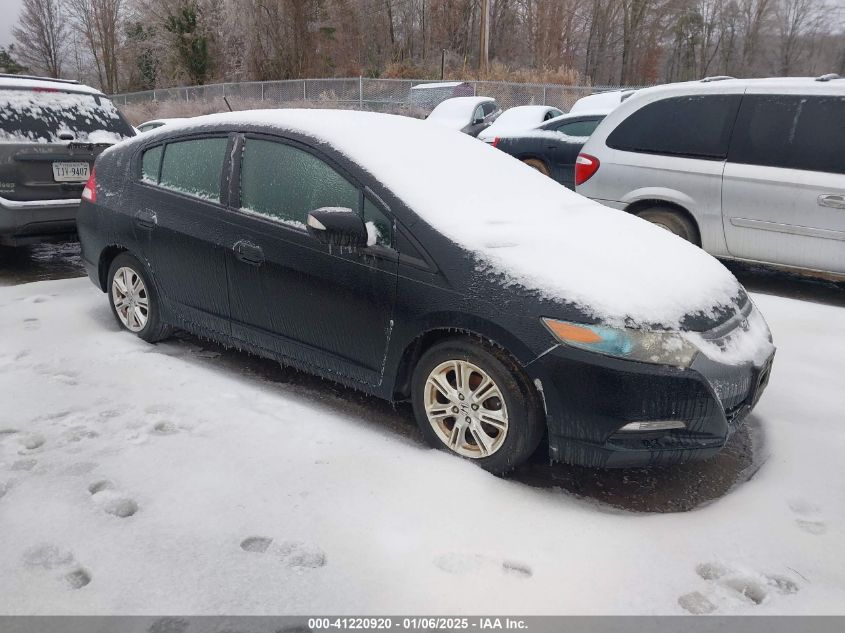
left=0, top=88, right=134, bottom=144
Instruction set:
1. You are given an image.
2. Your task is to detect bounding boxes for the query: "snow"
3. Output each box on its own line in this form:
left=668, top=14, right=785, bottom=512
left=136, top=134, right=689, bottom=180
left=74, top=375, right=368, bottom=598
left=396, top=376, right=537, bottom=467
left=0, top=89, right=131, bottom=144
left=569, top=90, right=630, bottom=114
left=410, top=82, right=466, bottom=90
left=0, top=279, right=843, bottom=614
left=122, top=109, right=745, bottom=330
left=0, top=77, right=103, bottom=96
left=477, top=106, right=560, bottom=141
left=425, top=97, right=494, bottom=130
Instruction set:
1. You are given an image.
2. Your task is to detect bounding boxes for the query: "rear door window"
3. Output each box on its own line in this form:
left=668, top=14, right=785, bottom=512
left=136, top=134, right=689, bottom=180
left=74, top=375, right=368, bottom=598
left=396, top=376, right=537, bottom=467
left=606, top=94, right=742, bottom=159
left=141, top=145, right=163, bottom=183
left=159, top=137, right=228, bottom=201
left=0, top=88, right=134, bottom=143
left=552, top=118, right=603, bottom=137
left=239, top=138, right=360, bottom=229
left=728, top=95, right=845, bottom=175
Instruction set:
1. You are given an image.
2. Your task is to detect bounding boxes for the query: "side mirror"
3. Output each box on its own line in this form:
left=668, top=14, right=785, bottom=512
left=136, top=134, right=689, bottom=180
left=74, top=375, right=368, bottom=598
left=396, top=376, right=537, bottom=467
left=306, top=207, right=368, bottom=248
left=472, top=116, right=485, bottom=125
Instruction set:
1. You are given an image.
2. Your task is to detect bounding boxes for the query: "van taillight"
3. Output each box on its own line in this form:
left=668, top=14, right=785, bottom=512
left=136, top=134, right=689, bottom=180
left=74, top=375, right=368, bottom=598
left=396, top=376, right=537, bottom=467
left=81, top=168, right=96, bottom=203
left=574, top=154, right=600, bottom=186
left=492, top=137, right=501, bottom=148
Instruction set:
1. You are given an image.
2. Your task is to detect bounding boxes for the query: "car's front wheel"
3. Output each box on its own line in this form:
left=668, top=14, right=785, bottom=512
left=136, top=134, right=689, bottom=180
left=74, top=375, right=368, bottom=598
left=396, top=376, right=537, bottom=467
left=411, top=337, right=545, bottom=474
left=107, top=252, right=172, bottom=343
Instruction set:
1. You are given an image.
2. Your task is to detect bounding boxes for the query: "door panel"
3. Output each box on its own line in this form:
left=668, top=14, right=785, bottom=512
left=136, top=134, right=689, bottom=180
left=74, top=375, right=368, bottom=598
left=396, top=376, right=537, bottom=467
left=227, top=135, right=398, bottom=385
left=722, top=164, right=845, bottom=273
left=722, top=94, right=845, bottom=273
left=132, top=137, right=232, bottom=334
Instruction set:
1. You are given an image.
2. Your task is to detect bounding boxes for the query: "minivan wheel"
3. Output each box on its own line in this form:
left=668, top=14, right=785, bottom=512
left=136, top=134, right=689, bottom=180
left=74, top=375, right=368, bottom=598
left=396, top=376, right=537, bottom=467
left=107, top=252, right=172, bottom=343
left=522, top=158, right=550, bottom=177
left=636, top=207, right=700, bottom=245
left=411, top=337, right=545, bottom=474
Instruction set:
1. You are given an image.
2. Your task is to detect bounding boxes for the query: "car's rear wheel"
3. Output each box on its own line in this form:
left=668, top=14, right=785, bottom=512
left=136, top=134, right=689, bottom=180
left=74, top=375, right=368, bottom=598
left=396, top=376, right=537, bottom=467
left=522, top=158, right=550, bottom=177
left=411, top=337, right=544, bottom=474
left=636, top=207, right=700, bottom=245
left=107, top=252, right=172, bottom=343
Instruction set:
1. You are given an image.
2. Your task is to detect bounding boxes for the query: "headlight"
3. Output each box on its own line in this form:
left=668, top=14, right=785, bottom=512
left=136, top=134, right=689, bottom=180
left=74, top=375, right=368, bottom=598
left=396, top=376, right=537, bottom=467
left=541, top=318, right=699, bottom=368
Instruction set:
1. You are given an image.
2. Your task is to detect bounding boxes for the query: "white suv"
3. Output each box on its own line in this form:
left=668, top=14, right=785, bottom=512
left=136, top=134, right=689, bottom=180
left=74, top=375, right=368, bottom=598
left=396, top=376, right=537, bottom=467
left=576, top=75, right=845, bottom=279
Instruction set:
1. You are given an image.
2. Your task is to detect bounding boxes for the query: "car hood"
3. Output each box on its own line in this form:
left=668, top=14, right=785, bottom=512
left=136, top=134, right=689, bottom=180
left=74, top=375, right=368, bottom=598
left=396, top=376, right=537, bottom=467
left=141, top=109, right=747, bottom=332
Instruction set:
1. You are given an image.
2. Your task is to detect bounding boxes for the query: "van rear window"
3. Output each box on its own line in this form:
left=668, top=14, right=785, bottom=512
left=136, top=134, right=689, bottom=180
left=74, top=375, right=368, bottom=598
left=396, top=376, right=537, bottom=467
left=0, top=89, right=134, bottom=144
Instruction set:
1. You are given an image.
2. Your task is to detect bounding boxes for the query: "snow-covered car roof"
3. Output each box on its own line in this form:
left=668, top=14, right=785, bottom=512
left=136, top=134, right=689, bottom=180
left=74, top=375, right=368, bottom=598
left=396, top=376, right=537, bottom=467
left=477, top=106, right=563, bottom=141
left=410, top=81, right=467, bottom=91
left=426, top=96, right=496, bottom=130
left=123, top=109, right=744, bottom=328
left=624, top=76, right=845, bottom=100
left=569, top=90, right=634, bottom=115
left=0, top=75, right=104, bottom=97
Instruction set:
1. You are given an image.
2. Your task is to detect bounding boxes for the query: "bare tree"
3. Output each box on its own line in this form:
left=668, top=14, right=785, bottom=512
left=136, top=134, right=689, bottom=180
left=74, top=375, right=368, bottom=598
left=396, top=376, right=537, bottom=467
left=67, top=0, right=125, bottom=92
left=12, top=0, right=67, bottom=78
left=774, top=0, right=824, bottom=74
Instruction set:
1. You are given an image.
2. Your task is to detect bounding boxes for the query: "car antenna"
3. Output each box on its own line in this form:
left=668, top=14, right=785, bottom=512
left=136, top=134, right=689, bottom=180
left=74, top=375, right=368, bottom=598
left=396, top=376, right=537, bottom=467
left=223, top=96, right=233, bottom=112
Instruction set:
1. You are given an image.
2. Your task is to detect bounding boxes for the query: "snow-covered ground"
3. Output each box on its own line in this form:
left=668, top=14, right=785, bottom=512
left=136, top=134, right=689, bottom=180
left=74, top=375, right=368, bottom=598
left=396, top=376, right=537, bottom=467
left=0, top=278, right=843, bottom=615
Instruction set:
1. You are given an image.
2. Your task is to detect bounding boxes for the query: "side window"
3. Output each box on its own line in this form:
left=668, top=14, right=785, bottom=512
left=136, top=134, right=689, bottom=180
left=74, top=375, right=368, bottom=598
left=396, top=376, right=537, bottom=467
left=141, top=145, right=162, bottom=183
left=363, top=197, right=393, bottom=247
left=482, top=102, right=497, bottom=117
left=729, top=95, right=845, bottom=175
left=472, top=105, right=485, bottom=122
left=606, top=95, right=742, bottom=159
left=159, top=137, right=228, bottom=201
left=554, top=118, right=603, bottom=137
left=240, top=138, right=359, bottom=228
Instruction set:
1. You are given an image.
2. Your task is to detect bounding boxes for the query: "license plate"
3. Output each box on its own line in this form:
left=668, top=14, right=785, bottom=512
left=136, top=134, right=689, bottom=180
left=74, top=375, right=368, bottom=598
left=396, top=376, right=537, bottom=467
left=52, top=162, right=90, bottom=182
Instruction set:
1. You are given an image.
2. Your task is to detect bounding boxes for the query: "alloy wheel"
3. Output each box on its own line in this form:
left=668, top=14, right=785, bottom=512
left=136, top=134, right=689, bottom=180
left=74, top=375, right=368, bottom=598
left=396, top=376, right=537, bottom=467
left=423, top=360, right=509, bottom=458
left=111, top=266, right=149, bottom=332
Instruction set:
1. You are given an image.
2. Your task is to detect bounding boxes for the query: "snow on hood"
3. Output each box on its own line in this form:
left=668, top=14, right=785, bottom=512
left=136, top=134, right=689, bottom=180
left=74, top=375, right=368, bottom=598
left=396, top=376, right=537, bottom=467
left=140, top=109, right=744, bottom=330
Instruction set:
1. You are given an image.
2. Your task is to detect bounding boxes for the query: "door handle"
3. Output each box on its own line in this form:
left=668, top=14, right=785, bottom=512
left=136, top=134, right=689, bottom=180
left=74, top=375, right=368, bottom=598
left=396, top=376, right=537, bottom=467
left=818, top=194, right=845, bottom=209
left=134, top=210, right=157, bottom=229
left=234, top=240, right=265, bottom=266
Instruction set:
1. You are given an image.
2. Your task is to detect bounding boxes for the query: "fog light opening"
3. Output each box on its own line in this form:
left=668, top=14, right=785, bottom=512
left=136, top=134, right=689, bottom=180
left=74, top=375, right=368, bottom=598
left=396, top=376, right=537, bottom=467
left=618, top=420, right=687, bottom=433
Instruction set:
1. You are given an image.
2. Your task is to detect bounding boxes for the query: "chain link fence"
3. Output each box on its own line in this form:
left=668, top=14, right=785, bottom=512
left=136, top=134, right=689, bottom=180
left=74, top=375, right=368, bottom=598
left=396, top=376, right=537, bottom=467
left=112, top=78, right=640, bottom=119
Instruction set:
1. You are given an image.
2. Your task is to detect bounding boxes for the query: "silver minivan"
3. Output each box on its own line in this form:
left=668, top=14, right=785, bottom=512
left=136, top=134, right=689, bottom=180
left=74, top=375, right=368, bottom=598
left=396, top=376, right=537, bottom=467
left=576, top=76, right=845, bottom=279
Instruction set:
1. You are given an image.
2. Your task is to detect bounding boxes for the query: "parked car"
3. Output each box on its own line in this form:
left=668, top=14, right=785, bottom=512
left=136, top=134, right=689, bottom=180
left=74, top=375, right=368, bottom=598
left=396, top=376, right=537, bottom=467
left=0, top=74, right=135, bottom=246
left=137, top=118, right=188, bottom=133
left=477, top=105, right=564, bottom=142
left=569, top=89, right=636, bottom=114
left=408, top=81, right=474, bottom=110
left=489, top=111, right=609, bottom=189
left=78, top=109, right=774, bottom=473
left=426, top=96, right=501, bottom=137
left=576, top=75, right=845, bottom=279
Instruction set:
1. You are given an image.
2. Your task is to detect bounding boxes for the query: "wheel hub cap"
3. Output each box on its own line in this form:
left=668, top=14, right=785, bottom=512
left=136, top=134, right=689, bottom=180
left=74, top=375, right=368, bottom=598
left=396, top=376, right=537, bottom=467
left=424, top=360, right=509, bottom=459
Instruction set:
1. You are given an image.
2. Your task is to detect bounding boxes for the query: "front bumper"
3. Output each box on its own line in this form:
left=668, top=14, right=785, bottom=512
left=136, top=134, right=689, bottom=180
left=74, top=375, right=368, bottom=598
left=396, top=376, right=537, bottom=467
left=0, top=196, right=80, bottom=246
left=528, top=345, right=773, bottom=468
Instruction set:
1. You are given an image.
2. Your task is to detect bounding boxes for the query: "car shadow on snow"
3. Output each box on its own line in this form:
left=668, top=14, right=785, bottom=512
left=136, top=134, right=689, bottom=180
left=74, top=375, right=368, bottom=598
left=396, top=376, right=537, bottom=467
left=144, top=326, right=764, bottom=515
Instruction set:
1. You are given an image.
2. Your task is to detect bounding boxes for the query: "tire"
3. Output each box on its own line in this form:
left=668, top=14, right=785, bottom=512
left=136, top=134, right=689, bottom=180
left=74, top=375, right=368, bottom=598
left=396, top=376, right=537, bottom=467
left=522, top=158, right=551, bottom=177
left=107, top=252, right=172, bottom=343
left=636, top=206, right=700, bottom=245
left=411, top=336, right=545, bottom=474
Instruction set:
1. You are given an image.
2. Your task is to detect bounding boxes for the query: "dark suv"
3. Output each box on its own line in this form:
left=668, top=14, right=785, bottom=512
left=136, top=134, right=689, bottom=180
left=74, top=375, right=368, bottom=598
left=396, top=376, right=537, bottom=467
left=0, top=74, right=134, bottom=246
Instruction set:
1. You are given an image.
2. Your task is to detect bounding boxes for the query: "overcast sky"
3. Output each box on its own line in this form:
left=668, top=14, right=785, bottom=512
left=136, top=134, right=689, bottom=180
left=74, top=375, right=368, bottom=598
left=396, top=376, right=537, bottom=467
left=1, top=0, right=24, bottom=49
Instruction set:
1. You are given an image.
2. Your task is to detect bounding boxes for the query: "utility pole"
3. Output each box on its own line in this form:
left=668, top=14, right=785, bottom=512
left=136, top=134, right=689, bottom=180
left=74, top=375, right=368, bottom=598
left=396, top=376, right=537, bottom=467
left=478, top=0, right=490, bottom=75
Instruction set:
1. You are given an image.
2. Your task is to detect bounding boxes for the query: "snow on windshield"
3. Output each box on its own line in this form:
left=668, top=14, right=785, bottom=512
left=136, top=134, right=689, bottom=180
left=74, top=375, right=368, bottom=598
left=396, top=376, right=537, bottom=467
left=120, top=109, right=745, bottom=331
left=0, top=89, right=133, bottom=144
